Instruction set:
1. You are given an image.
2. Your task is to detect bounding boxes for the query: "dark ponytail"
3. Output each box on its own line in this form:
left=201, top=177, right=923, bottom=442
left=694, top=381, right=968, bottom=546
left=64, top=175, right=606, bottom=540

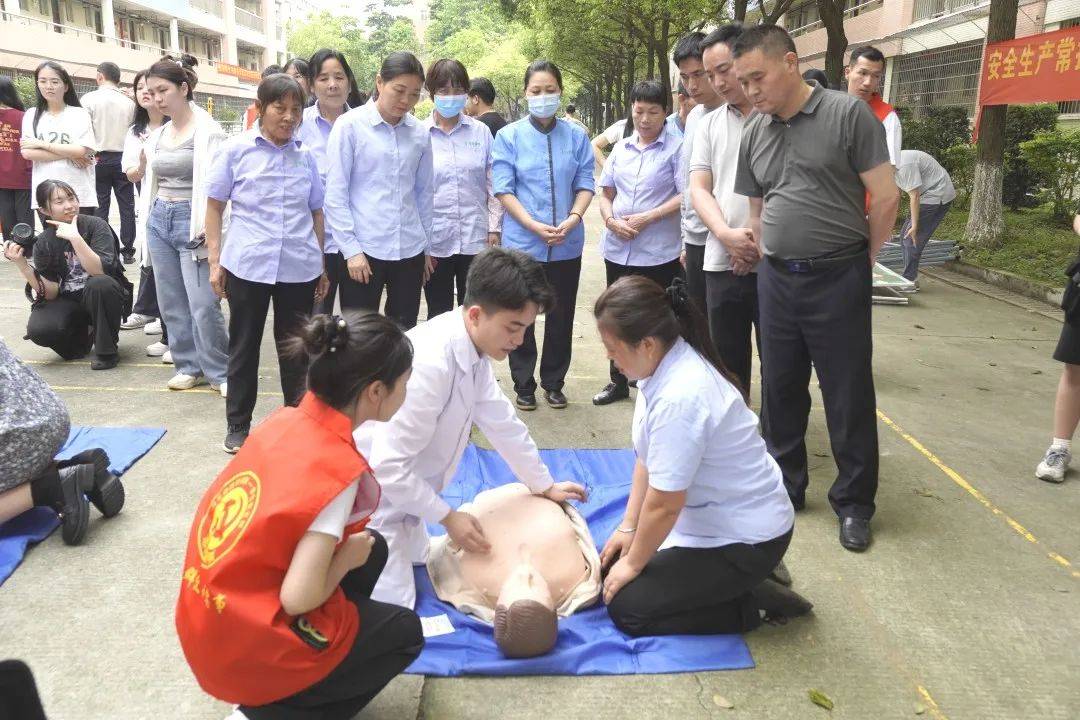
left=286, top=311, right=413, bottom=411
left=147, top=58, right=198, bottom=100
left=594, top=276, right=747, bottom=401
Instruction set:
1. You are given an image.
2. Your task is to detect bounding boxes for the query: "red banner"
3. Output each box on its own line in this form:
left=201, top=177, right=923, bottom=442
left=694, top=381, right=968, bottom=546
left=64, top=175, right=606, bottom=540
left=974, top=27, right=1080, bottom=140
left=216, top=62, right=261, bottom=84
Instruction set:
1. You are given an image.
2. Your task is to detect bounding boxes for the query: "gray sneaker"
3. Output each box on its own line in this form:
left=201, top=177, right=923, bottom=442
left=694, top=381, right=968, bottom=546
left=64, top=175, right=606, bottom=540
left=1036, top=446, right=1071, bottom=483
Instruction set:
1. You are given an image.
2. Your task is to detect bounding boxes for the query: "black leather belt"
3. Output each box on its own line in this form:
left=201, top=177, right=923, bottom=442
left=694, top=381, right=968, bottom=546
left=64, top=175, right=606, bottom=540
left=767, top=249, right=868, bottom=274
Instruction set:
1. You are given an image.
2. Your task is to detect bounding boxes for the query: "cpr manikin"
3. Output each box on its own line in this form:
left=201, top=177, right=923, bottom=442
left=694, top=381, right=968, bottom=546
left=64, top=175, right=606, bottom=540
left=427, top=483, right=601, bottom=657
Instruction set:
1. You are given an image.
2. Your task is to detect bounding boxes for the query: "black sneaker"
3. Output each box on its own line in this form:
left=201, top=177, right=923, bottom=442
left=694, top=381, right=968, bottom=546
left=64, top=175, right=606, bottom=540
left=91, top=354, right=118, bottom=371
left=544, top=389, right=568, bottom=409
left=224, top=424, right=250, bottom=454
left=56, top=464, right=94, bottom=546
left=515, top=393, right=537, bottom=411
left=592, top=382, right=629, bottom=406
left=121, top=248, right=136, bottom=265
left=60, top=448, right=125, bottom=518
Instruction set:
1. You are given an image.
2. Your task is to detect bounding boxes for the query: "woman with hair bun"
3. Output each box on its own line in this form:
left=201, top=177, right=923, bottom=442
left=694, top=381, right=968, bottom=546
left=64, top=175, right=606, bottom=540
left=176, top=311, right=423, bottom=720
left=140, top=57, right=230, bottom=395
left=594, top=275, right=810, bottom=637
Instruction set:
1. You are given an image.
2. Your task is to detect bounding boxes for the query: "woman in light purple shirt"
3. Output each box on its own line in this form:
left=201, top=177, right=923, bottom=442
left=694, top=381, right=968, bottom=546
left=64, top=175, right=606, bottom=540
left=593, top=80, right=685, bottom=408
left=296, top=48, right=368, bottom=316
left=324, top=51, right=434, bottom=329
left=422, top=58, right=502, bottom=319
left=204, top=75, right=328, bottom=454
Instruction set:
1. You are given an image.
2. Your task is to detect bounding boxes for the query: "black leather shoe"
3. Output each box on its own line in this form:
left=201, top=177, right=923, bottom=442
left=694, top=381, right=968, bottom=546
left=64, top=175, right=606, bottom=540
left=544, top=390, right=568, bottom=409
left=121, top=248, right=136, bottom=265
left=750, top=578, right=813, bottom=619
left=769, top=559, right=793, bottom=587
left=592, top=382, right=629, bottom=406
left=515, top=393, right=537, bottom=411
left=56, top=464, right=94, bottom=546
left=60, top=448, right=124, bottom=518
left=91, top=354, right=118, bottom=371
left=839, top=517, right=872, bottom=552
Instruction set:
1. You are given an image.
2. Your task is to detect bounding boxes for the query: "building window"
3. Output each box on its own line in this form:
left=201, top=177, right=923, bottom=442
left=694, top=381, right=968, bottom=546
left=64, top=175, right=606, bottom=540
left=890, top=39, right=983, bottom=114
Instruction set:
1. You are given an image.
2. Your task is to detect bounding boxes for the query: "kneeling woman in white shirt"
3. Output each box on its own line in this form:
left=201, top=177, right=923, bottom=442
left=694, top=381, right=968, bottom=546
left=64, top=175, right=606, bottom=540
left=596, top=276, right=810, bottom=636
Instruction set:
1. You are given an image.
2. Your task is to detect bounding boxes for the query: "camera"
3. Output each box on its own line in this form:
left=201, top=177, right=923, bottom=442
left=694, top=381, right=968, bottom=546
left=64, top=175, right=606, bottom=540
left=10, top=223, right=37, bottom=254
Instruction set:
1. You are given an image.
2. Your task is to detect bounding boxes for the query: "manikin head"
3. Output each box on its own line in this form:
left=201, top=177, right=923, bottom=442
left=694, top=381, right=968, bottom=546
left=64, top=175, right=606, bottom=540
left=493, top=547, right=558, bottom=657
left=462, top=248, right=556, bottom=362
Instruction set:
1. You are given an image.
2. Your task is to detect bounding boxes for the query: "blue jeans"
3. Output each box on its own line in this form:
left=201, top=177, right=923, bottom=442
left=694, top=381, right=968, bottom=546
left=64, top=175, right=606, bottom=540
left=899, top=201, right=952, bottom=281
left=146, top=199, right=228, bottom=384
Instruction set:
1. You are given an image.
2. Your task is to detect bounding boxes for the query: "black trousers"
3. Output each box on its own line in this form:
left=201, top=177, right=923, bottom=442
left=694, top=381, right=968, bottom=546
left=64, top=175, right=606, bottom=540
left=93, top=151, right=136, bottom=251
left=683, top=242, right=707, bottom=316
left=425, top=253, right=474, bottom=319
left=314, top=252, right=341, bottom=316
left=26, top=275, right=125, bottom=359
left=604, top=258, right=683, bottom=387
left=508, top=255, right=581, bottom=395
left=606, top=528, right=792, bottom=637
left=0, top=188, right=33, bottom=242
left=338, top=252, right=425, bottom=329
left=225, top=272, right=317, bottom=429
left=757, top=256, right=878, bottom=519
left=131, top=265, right=168, bottom=344
left=705, top=270, right=761, bottom=397
left=240, top=531, right=425, bottom=720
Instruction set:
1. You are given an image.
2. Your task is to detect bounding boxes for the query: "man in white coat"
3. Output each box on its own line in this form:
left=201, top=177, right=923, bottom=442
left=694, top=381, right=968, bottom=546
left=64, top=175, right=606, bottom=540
left=356, top=247, right=588, bottom=609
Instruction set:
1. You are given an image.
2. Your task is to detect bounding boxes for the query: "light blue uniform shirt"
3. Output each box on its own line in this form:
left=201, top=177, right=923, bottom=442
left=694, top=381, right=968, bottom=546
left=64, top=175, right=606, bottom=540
left=294, top=102, right=348, bottom=254
left=633, top=338, right=795, bottom=549
left=324, top=100, right=434, bottom=262
left=665, top=112, right=684, bottom=139
left=205, top=130, right=324, bottom=284
left=598, top=127, right=683, bottom=266
left=491, top=117, right=594, bottom=262
left=425, top=113, right=502, bottom=258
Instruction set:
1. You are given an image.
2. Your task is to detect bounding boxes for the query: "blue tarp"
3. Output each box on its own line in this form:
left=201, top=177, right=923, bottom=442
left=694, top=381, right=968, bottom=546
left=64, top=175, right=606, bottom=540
left=0, top=426, right=165, bottom=586
left=405, top=445, right=755, bottom=676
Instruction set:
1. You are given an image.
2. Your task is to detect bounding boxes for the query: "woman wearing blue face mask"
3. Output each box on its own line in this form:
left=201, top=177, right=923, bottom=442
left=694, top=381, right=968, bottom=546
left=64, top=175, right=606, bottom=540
left=491, top=59, right=594, bottom=411
left=422, top=58, right=502, bottom=319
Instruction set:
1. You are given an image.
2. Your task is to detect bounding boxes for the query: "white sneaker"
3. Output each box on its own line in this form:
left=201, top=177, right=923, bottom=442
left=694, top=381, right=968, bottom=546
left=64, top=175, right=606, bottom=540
left=223, top=709, right=248, bottom=720
left=210, top=381, right=228, bottom=398
left=146, top=341, right=168, bottom=357
left=144, top=318, right=162, bottom=335
left=168, top=373, right=207, bottom=391
left=1036, top=445, right=1071, bottom=483
left=121, top=313, right=152, bottom=330
left=162, top=350, right=173, bottom=365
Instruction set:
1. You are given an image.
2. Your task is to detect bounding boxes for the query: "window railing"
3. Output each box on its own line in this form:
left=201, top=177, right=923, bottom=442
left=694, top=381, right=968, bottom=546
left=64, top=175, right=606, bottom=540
left=190, top=0, right=224, bottom=18
left=234, top=7, right=265, bottom=32
left=912, top=0, right=982, bottom=22
left=786, top=0, right=884, bottom=37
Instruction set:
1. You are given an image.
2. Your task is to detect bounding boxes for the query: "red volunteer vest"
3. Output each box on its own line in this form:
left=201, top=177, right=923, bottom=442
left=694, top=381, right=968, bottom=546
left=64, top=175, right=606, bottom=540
left=175, top=393, right=380, bottom=706
left=865, top=93, right=896, bottom=214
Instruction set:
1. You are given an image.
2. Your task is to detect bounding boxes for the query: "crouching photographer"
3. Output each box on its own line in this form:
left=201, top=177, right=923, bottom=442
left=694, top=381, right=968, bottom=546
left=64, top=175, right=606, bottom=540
left=3, top=180, right=131, bottom=370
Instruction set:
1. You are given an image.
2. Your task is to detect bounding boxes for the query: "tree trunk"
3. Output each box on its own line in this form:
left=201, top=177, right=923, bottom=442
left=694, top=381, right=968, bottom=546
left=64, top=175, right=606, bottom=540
left=817, top=0, right=848, bottom=88
left=733, top=0, right=748, bottom=21
left=965, top=0, right=1019, bottom=249
left=658, top=16, right=671, bottom=100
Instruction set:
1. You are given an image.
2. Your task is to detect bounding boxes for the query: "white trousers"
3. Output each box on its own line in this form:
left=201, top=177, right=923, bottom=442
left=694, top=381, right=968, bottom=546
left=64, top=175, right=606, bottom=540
left=368, top=506, right=431, bottom=609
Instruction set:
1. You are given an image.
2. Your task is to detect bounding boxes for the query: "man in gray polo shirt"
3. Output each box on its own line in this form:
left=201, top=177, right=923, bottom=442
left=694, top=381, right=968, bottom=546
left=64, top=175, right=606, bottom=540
left=733, top=25, right=899, bottom=552
left=895, top=149, right=956, bottom=283
left=673, top=30, right=724, bottom=315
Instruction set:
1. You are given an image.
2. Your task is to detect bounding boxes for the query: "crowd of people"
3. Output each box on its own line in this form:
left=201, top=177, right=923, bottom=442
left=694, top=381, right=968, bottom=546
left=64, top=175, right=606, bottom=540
left=0, top=19, right=1065, bottom=720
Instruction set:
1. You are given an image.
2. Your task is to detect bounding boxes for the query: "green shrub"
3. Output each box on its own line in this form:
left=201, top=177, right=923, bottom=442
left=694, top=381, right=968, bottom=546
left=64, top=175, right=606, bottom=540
left=1003, top=103, right=1059, bottom=210
left=942, top=143, right=975, bottom=209
left=14, top=76, right=35, bottom=109
left=1019, top=129, right=1080, bottom=222
left=896, top=105, right=969, bottom=161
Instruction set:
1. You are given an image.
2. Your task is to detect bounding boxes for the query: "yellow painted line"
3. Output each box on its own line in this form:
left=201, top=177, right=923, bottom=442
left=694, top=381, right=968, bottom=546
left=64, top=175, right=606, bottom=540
left=50, top=385, right=280, bottom=397
left=916, top=686, right=949, bottom=720
left=878, top=409, right=1080, bottom=580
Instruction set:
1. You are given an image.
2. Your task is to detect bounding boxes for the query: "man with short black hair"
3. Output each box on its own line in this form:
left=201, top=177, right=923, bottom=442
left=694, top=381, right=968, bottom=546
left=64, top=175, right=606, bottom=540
left=81, top=61, right=135, bottom=263
left=733, top=25, right=899, bottom=552
left=846, top=45, right=901, bottom=166
left=466, top=77, right=507, bottom=136
left=356, top=247, right=588, bottom=609
left=564, top=103, right=588, bottom=132
left=674, top=30, right=724, bottom=316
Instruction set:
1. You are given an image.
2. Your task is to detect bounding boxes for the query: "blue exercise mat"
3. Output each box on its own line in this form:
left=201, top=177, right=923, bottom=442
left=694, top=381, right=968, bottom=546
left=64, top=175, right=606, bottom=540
left=0, top=426, right=165, bottom=586
left=405, top=445, right=755, bottom=676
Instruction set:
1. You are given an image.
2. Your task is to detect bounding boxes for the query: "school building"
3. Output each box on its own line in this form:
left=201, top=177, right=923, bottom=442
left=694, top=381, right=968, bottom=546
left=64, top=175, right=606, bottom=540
left=787, top=0, right=1080, bottom=116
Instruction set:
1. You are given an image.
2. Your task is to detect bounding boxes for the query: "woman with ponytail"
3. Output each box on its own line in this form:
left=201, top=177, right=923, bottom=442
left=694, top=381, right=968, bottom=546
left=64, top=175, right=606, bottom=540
left=594, top=275, right=810, bottom=636
left=176, top=311, right=424, bottom=720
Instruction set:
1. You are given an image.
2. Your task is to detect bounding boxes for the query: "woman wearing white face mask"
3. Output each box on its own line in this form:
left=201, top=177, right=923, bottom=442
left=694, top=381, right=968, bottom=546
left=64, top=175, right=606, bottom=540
left=422, top=58, right=502, bottom=319
left=490, top=59, right=594, bottom=411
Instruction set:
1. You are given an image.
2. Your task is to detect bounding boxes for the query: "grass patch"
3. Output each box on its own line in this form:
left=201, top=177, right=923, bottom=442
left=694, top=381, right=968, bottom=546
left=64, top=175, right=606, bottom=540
left=928, top=204, right=1079, bottom=287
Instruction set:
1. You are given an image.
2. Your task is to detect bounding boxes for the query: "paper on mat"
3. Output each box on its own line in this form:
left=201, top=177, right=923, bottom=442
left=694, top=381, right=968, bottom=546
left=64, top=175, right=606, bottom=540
left=421, top=614, right=456, bottom=638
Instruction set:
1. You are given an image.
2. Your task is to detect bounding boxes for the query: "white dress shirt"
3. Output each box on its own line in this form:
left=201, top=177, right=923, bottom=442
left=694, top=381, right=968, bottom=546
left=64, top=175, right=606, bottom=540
left=689, top=103, right=752, bottom=273
left=356, top=309, right=554, bottom=524
left=81, top=85, right=135, bottom=152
